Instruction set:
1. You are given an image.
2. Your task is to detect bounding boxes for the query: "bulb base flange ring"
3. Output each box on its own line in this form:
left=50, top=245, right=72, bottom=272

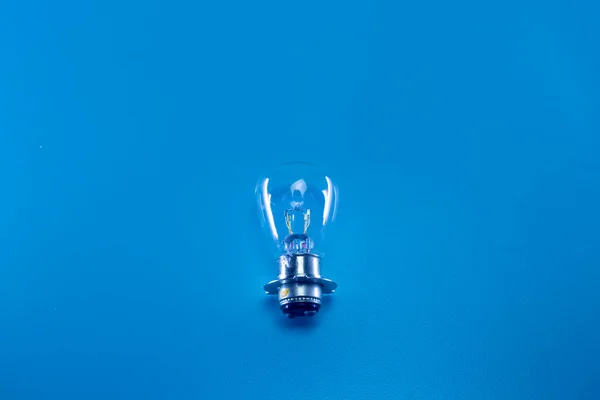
left=263, top=254, right=337, bottom=318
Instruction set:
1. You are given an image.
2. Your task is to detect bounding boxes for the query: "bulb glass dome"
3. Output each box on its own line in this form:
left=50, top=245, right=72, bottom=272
left=256, top=163, right=338, bottom=258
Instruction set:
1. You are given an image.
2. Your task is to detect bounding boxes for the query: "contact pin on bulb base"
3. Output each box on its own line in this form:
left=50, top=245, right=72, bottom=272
left=264, top=254, right=337, bottom=318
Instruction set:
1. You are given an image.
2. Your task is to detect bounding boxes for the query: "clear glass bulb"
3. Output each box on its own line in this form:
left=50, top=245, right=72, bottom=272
left=256, top=162, right=339, bottom=258
left=256, top=163, right=339, bottom=318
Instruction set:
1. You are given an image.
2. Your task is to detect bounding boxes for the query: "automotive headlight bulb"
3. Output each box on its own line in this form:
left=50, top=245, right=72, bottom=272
left=256, top=163, right=339, bottom=318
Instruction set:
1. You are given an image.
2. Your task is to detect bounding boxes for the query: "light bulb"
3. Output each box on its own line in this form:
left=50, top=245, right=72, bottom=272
left=256, top=163, right=339, bottom=318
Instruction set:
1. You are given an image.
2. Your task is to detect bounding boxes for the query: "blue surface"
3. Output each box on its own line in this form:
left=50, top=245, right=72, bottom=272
left=1, top=1, right=599, bottom=399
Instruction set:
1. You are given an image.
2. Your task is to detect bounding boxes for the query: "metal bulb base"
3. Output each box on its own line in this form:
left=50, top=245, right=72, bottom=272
left=264, top=254, right=336, bottom=318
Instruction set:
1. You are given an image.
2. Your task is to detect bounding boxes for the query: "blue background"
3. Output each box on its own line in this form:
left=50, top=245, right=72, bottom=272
left=1, top=0, right=599, bottom=399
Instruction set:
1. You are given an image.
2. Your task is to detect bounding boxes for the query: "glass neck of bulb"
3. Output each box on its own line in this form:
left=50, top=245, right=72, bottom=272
left=284, top=234, right=313, bottom=255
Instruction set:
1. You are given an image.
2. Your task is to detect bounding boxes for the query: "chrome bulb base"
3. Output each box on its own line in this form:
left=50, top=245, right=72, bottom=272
left=264, top=254, right=337, bottom=318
